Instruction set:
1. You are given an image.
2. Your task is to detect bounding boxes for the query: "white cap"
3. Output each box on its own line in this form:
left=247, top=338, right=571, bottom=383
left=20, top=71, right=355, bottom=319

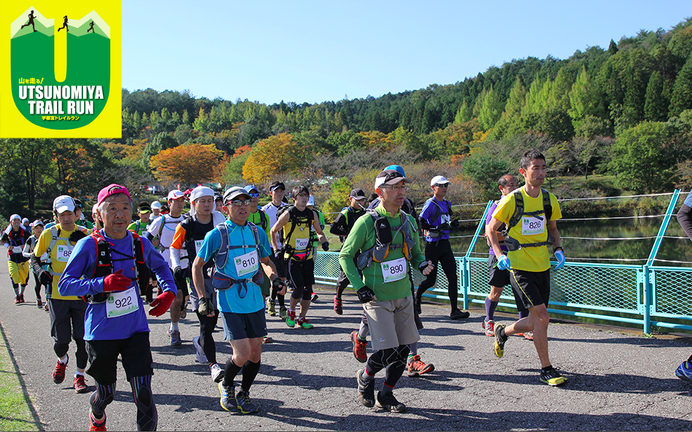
left=9, top=214, right=21, bottom=222
left=167, top=190, right=185, bottom=200
left=307, top=195, right=315, bottom=206
left=22, top=218, right=29, bottom=225
left=151, top=201, right=162, bottom=210
left=53, top=195, right=76, bottom=214
left=190, top=186, right=215, bottom=203
left=430, top=175, right=451, bottom=187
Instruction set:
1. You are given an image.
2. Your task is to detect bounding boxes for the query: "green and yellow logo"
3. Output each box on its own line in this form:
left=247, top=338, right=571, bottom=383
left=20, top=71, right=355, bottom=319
left=0, top=2, right=121, bottom=138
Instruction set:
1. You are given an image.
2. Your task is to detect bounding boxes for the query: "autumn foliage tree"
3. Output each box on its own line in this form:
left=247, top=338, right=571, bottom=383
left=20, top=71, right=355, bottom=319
left=150, top=143, right=223, bottom=186
left=242, top=133, right=309, bottom=184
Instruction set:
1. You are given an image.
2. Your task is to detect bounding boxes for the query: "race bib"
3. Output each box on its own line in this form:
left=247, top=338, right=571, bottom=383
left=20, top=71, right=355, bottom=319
left=295, top=237, right=310, bottom=250
left=12, top=246, right=22, bottom=253
left=55, top=244, right=73, bottom=262
left=105, top=286, right=139, bottom=318
left=381, top=257, right=407, bottom=283
left=522, top=216, right=545, bottom=236
left=194, top=240, right=204, bottom=254
left=234, top=250, right=259, bottom=277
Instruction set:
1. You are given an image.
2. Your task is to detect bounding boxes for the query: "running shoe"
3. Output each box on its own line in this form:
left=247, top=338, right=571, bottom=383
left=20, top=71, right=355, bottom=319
left=37, top=298, right=42, bottom=308
left=407, top=355, right=435, bottom=377
left=494, top=323, right=507, bottom=358
left=376, top=391, right=406, bottom=413
left=14, top=295, right=20, bottom=304
left=19, top=294, right=25, bottom=303
left=267, top=299, right=276, bottom=317
left=285, top=310, right=296, bottom=327
left=192, top=336, right=207, bottom=363
left=523, top=331, right=534, bottom=341
left=351, top=331, right=367, bottom=363
left=356, top=369, right=375, bottom=407
left=236, top=390, right=258, bottom=414
left=334, top=296, right=343, bottom=315
left=44, top=303, right=49, bottom=312
left=210, top=363, right=225, bottom=383
left=89, top=410, right=106, bottom=431
left=450, top=309, right=470, bottom=320
left=52, top=355, right=68, bottom=384
left=263, top=336, right=273, bottom=344
left=74, top=375, right=89, bottom=393
left=539, top=367, right=568, bottom=386
left=279, top=307, right=288, bottom=320
left=675, top=360, right=692, bottom=382
left=218, top=383, right=238, bottom=413
left=297, top=317, right=314, bottom=329
left=168, top=329, right=182, bottom=346
left=482, top=319, right=495, bottom=337
left=311, top=293, right=319, bottom=302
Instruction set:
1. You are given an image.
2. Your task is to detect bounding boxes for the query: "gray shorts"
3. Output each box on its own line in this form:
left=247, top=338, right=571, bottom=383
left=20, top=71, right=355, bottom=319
left=49, top=298, right=87, bottom=344
left=363, top=294, right=420, bottom=351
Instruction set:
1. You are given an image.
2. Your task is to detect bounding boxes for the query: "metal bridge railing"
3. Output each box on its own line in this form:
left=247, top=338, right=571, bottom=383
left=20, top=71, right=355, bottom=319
left=313, top=190, right=692, bottom=334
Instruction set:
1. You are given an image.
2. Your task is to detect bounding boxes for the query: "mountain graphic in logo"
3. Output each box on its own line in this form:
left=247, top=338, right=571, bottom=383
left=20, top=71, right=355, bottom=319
left=10, top=8, right=110, bottom=130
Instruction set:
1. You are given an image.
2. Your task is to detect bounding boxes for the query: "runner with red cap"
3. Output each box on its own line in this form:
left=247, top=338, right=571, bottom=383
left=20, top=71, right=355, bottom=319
left=59, top=183, right=177, bottom=431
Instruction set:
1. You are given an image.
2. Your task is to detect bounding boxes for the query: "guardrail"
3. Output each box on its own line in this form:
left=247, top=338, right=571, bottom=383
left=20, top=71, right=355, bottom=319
left=313, top=190, right=692, bottom=334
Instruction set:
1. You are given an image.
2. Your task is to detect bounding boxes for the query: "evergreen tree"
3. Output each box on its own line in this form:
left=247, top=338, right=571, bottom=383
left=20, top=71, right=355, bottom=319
left=670, top=53, right=692, bottom=117
left=644, top=70, right=668, bottom=121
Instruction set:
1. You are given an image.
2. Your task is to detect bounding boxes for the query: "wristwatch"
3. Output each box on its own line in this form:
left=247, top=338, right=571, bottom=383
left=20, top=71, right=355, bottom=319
left=553, top=246, right=564, bottom=253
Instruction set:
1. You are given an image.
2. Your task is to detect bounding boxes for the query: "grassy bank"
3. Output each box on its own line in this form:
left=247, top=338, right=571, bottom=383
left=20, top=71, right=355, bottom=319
left=0, top=323, right=40, bottom=431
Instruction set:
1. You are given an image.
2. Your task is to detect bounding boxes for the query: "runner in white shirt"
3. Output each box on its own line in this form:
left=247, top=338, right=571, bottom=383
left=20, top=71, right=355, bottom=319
left=146, top=190, right=187, bottom=346
left=261, top=181, right=288, bottom=319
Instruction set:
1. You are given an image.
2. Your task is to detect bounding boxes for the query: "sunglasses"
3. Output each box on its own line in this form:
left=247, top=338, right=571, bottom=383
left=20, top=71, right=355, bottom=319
left=248, top=192, right=260, bottom=198
left=435, top=184, right=450, bottom=188
left=227, top=199, right=252, bottom=206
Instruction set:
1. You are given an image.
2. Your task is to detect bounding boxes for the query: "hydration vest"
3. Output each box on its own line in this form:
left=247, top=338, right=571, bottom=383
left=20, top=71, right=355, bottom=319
left=210, top=222, right=264, bottom=296
left=504, top=188, right=554, bottom=251
left=420, top=198, right=452, bottom=239
left=356, top=209, right=417, bottom=270
left=44, top=225, right=89, bottom=273
left=278, top=206, right=314, bottom=261
left=82, top=231, right=149, bottom=304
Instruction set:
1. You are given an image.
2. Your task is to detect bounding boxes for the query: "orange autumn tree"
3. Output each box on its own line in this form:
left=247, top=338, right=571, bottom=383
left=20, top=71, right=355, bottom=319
left=242, top=133, right=309, bottom=184
left=150, top=143, right=224, bottom=186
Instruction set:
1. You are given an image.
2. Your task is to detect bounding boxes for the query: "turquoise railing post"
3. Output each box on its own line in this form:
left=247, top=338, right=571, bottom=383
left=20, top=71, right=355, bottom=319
left=643, top=265, right=651, bottom=334
left=646, top=189, right=680, bottom=267
left=462, top=201, right=494, bottom=310
left=642, top=189, right=680, bottom=333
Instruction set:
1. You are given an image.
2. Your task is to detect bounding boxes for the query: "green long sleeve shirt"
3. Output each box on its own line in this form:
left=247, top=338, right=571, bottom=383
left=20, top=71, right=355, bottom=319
left=339, top=204, right=425, bottom=301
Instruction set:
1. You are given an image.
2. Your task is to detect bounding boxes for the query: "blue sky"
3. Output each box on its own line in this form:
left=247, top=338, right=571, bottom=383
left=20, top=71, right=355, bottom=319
left=123, top=0, right=691, bottom=105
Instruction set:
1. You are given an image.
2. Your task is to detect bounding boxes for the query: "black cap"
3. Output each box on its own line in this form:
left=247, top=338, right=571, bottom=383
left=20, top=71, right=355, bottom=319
left=350, top=188, right=366, bottom=199
left=270, top=181, right=285, bottom=191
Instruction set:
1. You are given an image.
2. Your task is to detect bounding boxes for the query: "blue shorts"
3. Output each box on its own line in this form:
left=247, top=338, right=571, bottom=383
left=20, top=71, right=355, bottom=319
left=221, top=309, right=267, bottom=341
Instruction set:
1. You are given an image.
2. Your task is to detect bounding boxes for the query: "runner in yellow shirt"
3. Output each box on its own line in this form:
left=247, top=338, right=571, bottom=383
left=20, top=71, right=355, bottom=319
left=486, top=150, right=567, bottom=386
left=32, top=195, right=91, bottom=393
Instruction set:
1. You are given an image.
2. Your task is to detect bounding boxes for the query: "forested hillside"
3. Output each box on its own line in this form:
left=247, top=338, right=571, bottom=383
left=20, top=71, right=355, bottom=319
left=2, top=18, right=692, bottom=219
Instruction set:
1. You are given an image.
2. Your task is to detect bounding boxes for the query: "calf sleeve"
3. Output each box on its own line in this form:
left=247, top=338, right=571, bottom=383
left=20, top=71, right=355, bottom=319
left=89, top=382, right=115, bottom=417
left=365, top=345, right=409, bottom=377
left=130, top=375, right=157, bottom=431
left=75, top=338, right=88, bottom=369
left=241, top=360, right=261, bottom=393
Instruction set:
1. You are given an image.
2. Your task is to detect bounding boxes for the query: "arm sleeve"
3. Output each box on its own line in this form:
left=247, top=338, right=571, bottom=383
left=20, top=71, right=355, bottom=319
left=22, top=238, right=33, bottom=258
left=678, top=204, right=692, bottom=240
left=338, top=217, right=368, bottom=290
left=329, top=212, right=348, bottom=236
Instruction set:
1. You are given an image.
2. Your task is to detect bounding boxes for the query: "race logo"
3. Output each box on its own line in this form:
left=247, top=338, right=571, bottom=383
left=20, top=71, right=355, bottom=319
left=0, top=2, right=121, bottom=138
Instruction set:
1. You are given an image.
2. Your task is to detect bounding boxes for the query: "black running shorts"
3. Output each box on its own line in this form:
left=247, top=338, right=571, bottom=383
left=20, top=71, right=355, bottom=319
left=49, top=298, right=86, bottom=344
left=509, top=269, right=551, bottom=311
left=488, top=254, right=511, bottom=287
left=86, top=331, right=153, bottom=384
left=287, top=259, right=314, bottom=300
left=221, top=309, right=267, bottom=341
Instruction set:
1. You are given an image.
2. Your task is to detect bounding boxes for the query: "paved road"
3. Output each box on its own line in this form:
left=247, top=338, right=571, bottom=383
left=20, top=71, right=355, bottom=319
left=1, top=253, right=692, bottom=431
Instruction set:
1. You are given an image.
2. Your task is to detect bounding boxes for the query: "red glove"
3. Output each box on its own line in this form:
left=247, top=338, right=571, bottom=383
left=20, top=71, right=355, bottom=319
left=149, top=290, right=175, bottom=317
left=103, top=269, right=131, bottom=292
